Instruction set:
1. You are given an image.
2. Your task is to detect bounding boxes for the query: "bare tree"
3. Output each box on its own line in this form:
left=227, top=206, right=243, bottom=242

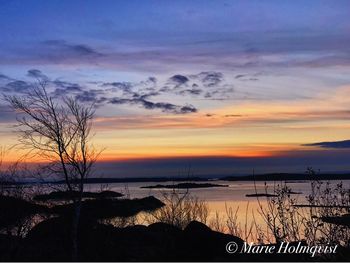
left=146, top=189, right=208, bottom=229
left=4, top=81, right=99, bottom=260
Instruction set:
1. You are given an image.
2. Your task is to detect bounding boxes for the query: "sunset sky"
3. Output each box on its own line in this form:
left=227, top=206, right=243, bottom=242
left=1, top=0, right=350, bottom=177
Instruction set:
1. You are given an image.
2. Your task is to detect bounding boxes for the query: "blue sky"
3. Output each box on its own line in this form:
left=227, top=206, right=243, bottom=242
left=1, top=0, right=349, bottom=71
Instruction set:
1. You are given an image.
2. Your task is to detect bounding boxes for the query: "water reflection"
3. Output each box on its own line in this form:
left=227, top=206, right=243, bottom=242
left=83, top=179, right=350, bottom=240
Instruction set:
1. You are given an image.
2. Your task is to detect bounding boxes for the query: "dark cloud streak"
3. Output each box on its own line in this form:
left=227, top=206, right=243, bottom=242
left=27, top=69, right=48, bottom=80
left=302, top=140, right=350, bottom=149
left=108, top=96, right=197, bottom=114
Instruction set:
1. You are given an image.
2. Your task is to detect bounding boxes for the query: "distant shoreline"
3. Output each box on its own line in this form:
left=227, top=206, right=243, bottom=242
left=222, top=173, right=350, bottom=182
left=3, top=173, right=350, bottom=185
left=54, top=172, right=350, bottom=184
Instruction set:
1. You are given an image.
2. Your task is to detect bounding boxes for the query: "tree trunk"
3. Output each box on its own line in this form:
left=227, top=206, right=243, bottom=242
left=71, top=200, right=81, bottom=261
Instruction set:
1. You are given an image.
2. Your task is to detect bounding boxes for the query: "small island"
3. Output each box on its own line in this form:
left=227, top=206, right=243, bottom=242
left=245, top=191, right=302, bottom=198
left=34, top=190, right=123, bottom=201
left=141, top=182, right=229, bottom=189
left=245, top=193, right=278, bottom=197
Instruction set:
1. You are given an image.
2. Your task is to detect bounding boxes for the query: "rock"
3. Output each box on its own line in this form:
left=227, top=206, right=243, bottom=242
left=181, top=221, right=245, bottom=261
left=20, top=216, right=74, bottom=261
left=184, top=220, right=212, bottom=233
left=148, top=222, right=181, bottom=234
left=8, top=211, right=346, bottom=261
left=0, top=195, right=48, bottom=230
left=0, top=234, right=21, bottom=261
left=20, top=217, right=249, bottom=261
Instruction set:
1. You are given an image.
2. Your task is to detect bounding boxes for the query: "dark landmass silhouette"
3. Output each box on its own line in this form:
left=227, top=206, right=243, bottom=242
left=245, top=191, right=302, bottom=197
left=51, top=196, right=164, bottom=219
left=141, top=182, right=228, bottom=189
left=0, top=196, right=48, bottom=229
left=321, top=214, right=350, bottom=227
left=57, top=177, right=210, bottom=184
left=0, top=194, right=163, bottom=228
left=0, top=217, right=326, bottom=261
left=3, top=172, right=350, bottom=186
left=223, top=173, right=350, bottom=181
left=34, top=190, right=123, bottom=201
left=245, top=193, right=278, bottom=197
left=0, top=194, right=350, bottom=261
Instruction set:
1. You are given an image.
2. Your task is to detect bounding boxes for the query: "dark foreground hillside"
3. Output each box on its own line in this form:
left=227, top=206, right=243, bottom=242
left=0, top=217, right=349, bottom=261
left=1, top=193, right=350, bottom=261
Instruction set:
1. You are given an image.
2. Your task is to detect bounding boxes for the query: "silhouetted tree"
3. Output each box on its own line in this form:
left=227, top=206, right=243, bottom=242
left=5, top=80, right=99, bottom=260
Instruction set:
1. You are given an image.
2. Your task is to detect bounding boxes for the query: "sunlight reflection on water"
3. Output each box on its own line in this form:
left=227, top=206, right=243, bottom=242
left=84, top=179, right=350, bottom=236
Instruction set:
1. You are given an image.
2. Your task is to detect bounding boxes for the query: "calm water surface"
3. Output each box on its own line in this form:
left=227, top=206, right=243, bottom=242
left=84, top=180, right=350, bottom=229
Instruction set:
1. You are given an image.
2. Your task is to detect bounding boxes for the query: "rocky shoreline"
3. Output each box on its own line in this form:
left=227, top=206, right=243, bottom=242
left=0, top=218, right=349, bottom=261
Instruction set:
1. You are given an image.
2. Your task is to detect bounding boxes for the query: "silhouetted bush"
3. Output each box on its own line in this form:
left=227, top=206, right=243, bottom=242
left=146, top=190, right=208, bottom=229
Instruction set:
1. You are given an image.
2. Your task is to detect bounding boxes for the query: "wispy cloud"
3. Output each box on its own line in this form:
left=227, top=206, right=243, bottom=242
left=27, top=68, right=49, bottom=80
left=2, top=33, right=350, bottom=71
left=41, top=40, right=103, bottom=58
left=2, top=71, right=350, bottom=130
left=0, top=73, right=13, bottom=81
left=1, top=80, right=33, bottom=94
